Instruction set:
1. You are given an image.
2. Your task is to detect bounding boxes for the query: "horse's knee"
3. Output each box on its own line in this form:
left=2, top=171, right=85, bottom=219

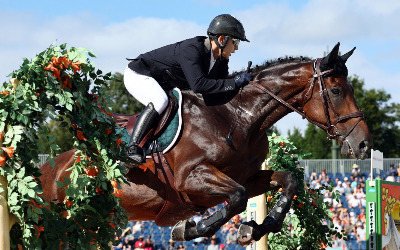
left=283, top=172, right=298, bottom=197
left=230, top=187, right=248, bottom=212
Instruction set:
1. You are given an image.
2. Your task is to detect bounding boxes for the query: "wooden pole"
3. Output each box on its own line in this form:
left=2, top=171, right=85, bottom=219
left=0, top=78, right=20, bottom=250
left=246, top=162, right=268, bottom=250
left=0, top=131, right=11, bottom=250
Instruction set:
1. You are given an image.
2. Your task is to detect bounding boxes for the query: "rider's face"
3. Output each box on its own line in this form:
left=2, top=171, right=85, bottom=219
left=216, top=35, right=239, bottom=60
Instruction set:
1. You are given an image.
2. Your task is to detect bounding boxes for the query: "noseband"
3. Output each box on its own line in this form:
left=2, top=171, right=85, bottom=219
left=250, top=58, right=365, bottom=144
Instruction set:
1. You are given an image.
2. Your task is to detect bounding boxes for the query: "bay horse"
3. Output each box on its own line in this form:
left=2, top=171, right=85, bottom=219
left=40, top=43, right=372, bottom=247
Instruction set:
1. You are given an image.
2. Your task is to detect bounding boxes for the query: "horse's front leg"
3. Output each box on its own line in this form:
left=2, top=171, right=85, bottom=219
left=238, top=170, right=298, bottom=247
left=171, top=164, right=248, bottom=241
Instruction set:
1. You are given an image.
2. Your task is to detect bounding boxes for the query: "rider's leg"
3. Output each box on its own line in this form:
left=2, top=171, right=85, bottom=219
left=127, top=102, right=159, bottom=163
left=124, top=67, right=168, bottom=164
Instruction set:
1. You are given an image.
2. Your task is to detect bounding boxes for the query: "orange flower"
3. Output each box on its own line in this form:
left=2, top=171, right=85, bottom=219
left=76, top=156, right=81, bottom=163
left=319, top=241, right=328, bottom=249
left=0, top=131, right=2, bottom=140
left=0, top=92, right=10, bottom=96
left=2, top=147, right=14, bottom=157
left=113, top=188, right=123, bottom=197
left=96, top=186, right=104, bottom=194
left=29, top=199, right=43, bottom=208
left=109, top=222, right=116, bottom=229
left=71, top=123, right=77, bottom=129
left=293, top=195, right=297, bottom=200
left=59, top=57, right=71, bottom=69
left=71, top=61, right=82, bottom=74
left=62, top=76, right=72, bottom=89
left=116, top=138, right=122, bottom=148
left=44, top=62, right=55, bottom=71
left=0, top=156, right=5, bottom=166
left=278, top=188, right=283, bottom=192
left=85, top=168, right=98, bottom=177
left=105, top=129, right=112, bottom=135
left=111, top=180, right=118, bottom=188
left=280, top=142, right=285, bottom=147
left=65, top=199, right=73, bottom=208
left=76, top=130, right=86, bottom=141
left=267, top=194, right=273, bottom=202
left=51, top=56, right=59, bottom=65
left=34, top=225, right=45, bottom=237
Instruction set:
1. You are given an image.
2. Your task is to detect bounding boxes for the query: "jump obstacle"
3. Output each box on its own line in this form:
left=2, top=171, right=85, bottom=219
left=366, top=179, right=400, bottom=250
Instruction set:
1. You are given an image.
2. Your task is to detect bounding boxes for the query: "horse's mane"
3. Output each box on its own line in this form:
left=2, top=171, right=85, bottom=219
left=230, top=56, right=313, bottom=77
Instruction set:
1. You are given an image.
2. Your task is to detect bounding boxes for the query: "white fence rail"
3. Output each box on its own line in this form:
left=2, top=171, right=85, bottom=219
left=300, top=158, right=400, bottom=178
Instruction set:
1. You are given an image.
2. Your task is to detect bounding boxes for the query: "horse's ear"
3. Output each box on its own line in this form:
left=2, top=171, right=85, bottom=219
left=322, top=42, right=340, bottom=66
left=341, top=47, right=356, bottom=63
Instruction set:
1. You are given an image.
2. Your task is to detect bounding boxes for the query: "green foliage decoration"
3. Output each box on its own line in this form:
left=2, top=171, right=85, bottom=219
left=0, top=43, right=128, bottom=249
left=265, top=133, right=345, bottom=249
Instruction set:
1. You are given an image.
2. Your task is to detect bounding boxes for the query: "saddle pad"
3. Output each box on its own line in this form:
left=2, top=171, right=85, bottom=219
left=120, top=88, right=183, bottom=155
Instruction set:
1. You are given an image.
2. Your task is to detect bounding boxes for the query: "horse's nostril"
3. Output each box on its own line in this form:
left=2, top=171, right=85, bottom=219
left=359, top=140, right=366, bottom=150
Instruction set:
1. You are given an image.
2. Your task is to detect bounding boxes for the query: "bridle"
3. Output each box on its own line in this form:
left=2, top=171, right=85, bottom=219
left=250, top=58, right=365, bottom=144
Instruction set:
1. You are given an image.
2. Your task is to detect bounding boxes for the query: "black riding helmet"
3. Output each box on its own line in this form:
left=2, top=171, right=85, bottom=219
left=207, top=14, right=249, bottom=49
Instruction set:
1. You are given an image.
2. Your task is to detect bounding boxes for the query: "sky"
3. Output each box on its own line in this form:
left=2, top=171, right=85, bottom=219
left=1, top=0, right=400, bottom=136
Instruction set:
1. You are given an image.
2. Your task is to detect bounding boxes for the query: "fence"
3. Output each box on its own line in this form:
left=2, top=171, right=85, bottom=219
left=299, top=158, right=400, bottom=178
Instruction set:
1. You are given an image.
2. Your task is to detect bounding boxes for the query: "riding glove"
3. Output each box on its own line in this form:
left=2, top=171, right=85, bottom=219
left=234, top=72, right=253, bottom=88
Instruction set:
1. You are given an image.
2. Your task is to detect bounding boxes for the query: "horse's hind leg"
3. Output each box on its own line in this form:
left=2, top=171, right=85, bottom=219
left=171, top=165, right=248, bottom=241
left=238, top=170, right=298, bottom=247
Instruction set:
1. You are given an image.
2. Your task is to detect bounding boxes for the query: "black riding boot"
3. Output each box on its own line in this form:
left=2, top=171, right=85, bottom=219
left=127, top=102, right=160, bottom=164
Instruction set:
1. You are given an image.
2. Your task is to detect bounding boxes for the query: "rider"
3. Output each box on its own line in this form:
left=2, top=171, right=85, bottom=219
left=124, top=14, right=252, bottom=164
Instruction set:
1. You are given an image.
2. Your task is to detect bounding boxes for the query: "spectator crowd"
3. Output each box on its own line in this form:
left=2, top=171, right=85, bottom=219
left=113, top=163, right=400, bottom=250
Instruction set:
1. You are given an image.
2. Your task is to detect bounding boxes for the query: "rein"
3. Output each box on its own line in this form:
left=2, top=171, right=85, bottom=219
left=250, top=58, right=364, bottom=144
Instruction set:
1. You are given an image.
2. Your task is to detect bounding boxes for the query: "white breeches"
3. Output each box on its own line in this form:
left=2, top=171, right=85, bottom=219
left=124, top=67, right=169, bottom=114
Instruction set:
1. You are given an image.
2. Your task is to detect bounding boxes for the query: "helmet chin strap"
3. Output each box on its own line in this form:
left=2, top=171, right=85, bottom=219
left=210, top=35, right=230, bottom=59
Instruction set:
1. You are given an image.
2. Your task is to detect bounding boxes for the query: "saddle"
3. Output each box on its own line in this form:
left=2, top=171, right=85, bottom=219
left=111, top=90, right=179, bottom=152
left=111, top=89, right=202, bottom=226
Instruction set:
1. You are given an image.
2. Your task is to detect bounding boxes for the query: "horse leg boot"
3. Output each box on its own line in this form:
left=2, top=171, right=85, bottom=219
left=172, top=188, right=248, bottom=241
left=127, top=102, right=159, bottom=164
left=238, top=172, right=298, bottom=247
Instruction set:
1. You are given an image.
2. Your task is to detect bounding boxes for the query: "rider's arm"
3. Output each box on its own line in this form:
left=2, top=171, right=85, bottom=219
left=178, top=43, right=236, bottom=94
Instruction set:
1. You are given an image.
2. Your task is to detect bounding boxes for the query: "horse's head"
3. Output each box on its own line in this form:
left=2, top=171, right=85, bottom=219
left=301, top=43, right=372, bottom=159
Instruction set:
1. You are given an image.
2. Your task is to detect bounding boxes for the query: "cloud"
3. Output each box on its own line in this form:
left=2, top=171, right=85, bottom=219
left=0, top=12, right=204, bottom=81
left=1, top=1, right=399, bottom=136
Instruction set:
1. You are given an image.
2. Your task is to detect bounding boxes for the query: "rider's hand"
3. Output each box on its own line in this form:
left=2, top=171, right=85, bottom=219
left=234, top=72, right=253, bottom=88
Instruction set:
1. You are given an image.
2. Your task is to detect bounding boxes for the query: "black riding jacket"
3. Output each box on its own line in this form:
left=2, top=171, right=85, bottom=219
left=128, top=36, right=237, bottom=94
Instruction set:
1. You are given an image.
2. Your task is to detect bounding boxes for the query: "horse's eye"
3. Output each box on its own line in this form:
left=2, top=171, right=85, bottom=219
left=331, top=88, right=341, bottom=95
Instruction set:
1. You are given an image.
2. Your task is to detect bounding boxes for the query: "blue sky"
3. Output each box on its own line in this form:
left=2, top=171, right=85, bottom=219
left=2, top=0, right=400, bottom=135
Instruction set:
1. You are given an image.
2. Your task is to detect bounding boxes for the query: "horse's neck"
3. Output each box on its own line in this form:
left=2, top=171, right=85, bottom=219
left=241, top=62, right=314, bottom=132
left=181, top=61, right=313, bottom=135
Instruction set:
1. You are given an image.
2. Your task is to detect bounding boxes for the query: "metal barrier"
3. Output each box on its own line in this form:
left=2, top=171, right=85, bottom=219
left=299, top=158, right=400, bottom=178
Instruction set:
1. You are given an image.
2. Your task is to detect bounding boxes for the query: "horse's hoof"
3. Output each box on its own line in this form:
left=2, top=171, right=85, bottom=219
left=237, top=224, right=256, bottom=247
left=171, top=220, right=195, bottom=241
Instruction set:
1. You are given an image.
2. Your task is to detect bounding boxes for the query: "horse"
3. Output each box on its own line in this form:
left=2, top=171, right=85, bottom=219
left=39, top=43, right=372, bottom=247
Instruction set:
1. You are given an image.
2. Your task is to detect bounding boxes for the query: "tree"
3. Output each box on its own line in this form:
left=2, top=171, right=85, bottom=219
left=350, top=75, right=400, bottom=157
left=288, top=124, right=331, bottom=159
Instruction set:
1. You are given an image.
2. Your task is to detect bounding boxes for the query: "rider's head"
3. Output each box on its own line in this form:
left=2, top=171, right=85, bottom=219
left=207, top=14, right=249, bottom=60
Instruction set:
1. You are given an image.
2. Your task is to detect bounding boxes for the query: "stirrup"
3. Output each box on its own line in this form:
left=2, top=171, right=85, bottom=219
left=127, top=145, right=145, bottom=164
